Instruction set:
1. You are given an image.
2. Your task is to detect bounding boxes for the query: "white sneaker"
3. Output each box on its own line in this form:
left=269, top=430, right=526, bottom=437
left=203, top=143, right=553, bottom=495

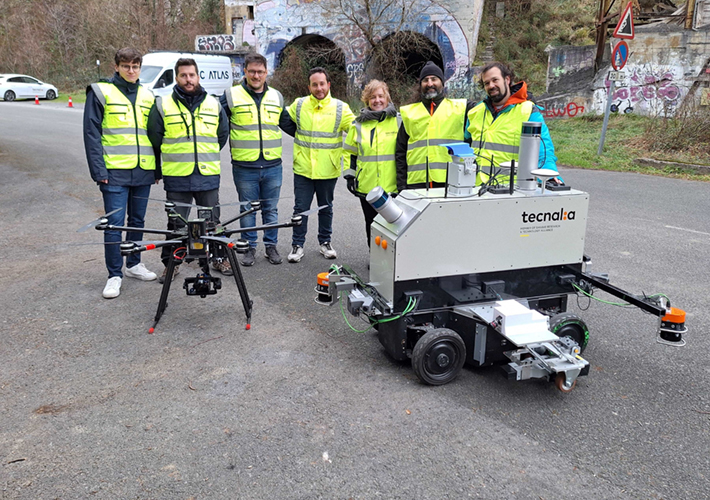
left=319, top=242, right=337, bottom=259
left=102, top=277, right=122, bottom=299
left=125, top=263, right=157, bottom=281
left=288, top=245, right=305, bottom=263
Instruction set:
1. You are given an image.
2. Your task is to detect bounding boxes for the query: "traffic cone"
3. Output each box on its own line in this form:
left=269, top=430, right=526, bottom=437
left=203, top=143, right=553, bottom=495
left=68, top=96, right=73, bottom=108
left=34, top=95, right=40, bottom=105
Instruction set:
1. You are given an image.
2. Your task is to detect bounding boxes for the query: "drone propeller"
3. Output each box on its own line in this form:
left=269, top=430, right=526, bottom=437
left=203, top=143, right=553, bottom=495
left=215, top=196, right=287, bottom=208
left=77, top=207, right=123, bottom=233
left=295, top=205, right=329, bottom=217
left=69, top=239, right=181, bottom=248
left=138, top=197, right=213, bottom=209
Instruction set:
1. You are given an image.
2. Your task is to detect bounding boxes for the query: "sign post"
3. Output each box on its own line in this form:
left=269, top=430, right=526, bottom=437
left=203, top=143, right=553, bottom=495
left=598, top=2, right=634, bottom=155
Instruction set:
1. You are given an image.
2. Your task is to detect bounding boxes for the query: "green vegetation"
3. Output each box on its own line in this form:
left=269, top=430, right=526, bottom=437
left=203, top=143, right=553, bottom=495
left=478, top=0, right=598, bottom=95
left=548, top=114, right=710, bottom=180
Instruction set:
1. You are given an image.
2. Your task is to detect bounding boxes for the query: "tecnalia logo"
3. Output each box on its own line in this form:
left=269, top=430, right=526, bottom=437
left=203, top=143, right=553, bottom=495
left=522, top=208, right=576, bottom=223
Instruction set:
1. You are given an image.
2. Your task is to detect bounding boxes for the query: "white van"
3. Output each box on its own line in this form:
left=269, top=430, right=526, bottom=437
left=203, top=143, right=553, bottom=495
left=139, top=52, right=234, bottom=97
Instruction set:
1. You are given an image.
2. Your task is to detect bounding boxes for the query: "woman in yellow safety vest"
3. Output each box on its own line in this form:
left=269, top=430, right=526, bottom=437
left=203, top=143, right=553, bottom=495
left=343, top=80, right=400, bottom=247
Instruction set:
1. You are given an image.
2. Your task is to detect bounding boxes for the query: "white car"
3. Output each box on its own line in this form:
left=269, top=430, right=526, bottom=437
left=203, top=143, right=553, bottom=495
left=0, top=74, right=59, bottom=101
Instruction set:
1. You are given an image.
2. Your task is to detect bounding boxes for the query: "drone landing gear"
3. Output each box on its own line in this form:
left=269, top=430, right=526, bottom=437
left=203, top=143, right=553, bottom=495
left=149, top=241, right=253, bottom=334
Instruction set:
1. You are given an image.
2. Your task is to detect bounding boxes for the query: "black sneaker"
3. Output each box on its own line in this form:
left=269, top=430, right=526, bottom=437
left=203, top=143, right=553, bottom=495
left=240, top=247, right=256, bottom=267
left=265, top=246, right=282, bottom=264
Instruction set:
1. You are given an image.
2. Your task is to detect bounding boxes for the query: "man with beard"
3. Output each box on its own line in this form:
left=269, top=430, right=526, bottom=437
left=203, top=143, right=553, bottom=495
left=466, top=61, right=561, bottom=186
left=395, top=61, right=473, bottom=192
left=148, top=58, right=230, bottom=283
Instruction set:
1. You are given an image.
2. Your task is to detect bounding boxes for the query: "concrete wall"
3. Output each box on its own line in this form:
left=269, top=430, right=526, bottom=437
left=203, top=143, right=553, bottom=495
left=540, top=26, right=710, bottom=118
left=221, top=0, right=483, bottom=96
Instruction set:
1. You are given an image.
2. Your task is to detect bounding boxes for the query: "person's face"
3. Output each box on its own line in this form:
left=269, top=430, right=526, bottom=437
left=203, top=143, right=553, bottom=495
left=176, top=64, right=200, bottom=93
left=309, top=72, right=330, bottom=100
left=368, top=87, right=388, bottom=111
left=245, top=62, right=267, bottom=92
left=115, top=61, right=141, bottom=83
left=420, top=75, right=443, bottom=99
left=482, top=67, right=511, bottom=104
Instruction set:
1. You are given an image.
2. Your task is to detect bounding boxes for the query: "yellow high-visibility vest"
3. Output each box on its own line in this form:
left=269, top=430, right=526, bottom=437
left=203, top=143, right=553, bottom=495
left=288, top=92, right=355, bottom=180
left=226, top=85, right=284, bottom=162
left=343, top=115, right=399, bottom=194
left=157, top=94, right=221, bottom=177
left=400, top=98, right=466, bottom=185
left=467, top=100, right=534, bottom=185
left=91, top=82, right=155, bottom=170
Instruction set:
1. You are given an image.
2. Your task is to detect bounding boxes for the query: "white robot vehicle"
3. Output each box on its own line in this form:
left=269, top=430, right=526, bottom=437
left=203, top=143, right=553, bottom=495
left=322, top=122, right=687, bottom=393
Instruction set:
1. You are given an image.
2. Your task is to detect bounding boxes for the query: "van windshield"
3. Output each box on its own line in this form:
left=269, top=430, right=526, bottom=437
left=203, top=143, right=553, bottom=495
left=139, top=66, right=162, bottom=84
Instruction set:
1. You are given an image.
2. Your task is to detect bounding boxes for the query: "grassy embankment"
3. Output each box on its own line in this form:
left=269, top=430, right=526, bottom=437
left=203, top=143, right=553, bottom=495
left=548, top=114, right=710, bottom=181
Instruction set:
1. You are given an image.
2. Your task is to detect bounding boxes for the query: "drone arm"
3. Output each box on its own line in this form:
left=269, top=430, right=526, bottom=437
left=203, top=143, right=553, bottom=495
left=220, top=206, right=260, bottom=228
left=96, top=224, right=175, bottom=236
left=121, top=239, right=184, bottom=255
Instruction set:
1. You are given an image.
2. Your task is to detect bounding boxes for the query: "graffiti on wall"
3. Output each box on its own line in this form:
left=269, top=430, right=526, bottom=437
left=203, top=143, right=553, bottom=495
left=196, top=34, right=237, bottom=51
left=256, top=0, right=472, bottom=93
left=592, top=64, right=687, bottom=115
left=541, top=101, right=586, bottom=119
left=606, top=68, right=682, bottom=103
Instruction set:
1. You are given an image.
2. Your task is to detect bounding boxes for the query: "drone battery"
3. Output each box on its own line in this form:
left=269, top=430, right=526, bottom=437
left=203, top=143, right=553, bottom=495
left=188, top=219, right=207, bottom=255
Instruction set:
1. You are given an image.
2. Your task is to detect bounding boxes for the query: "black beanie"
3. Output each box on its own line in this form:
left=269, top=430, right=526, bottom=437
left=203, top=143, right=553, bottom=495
left=419, top=61, right=445, bottom=83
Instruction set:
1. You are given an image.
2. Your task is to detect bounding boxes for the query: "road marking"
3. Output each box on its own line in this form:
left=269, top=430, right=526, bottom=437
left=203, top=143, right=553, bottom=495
left=665, top=225, right=710, bottom=236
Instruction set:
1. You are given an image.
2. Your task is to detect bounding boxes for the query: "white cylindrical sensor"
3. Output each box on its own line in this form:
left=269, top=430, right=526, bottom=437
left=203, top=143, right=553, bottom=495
left=516, top=121, right=541, bottom=192
left=366, top=187, right=403, bottom=223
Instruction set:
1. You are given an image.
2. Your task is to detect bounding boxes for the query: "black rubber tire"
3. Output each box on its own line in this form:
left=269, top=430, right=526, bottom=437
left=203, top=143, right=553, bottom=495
left=4, top=90, right=15, bottom=102
left=46, top=90, right=56, bottom=100
left=549, top=312, right=589, bottom=353
left=412, top=328, right=466, bottom=386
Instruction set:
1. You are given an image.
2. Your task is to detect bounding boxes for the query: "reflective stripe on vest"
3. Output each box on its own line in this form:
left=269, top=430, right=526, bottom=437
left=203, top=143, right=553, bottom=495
left=92, top=82, right=155, bottom=171
left=400, top=98, right=466, bottom=185
left=467, top=100, right=533, bottom=185
left=158, top=94, right=221, bottom=177
left=226, top=85, right=284, bottom=162
left=344, top=116, right=399, bottom=194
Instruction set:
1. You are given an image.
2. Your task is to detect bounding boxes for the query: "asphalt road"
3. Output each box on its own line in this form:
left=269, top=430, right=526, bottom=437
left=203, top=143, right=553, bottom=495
left=1, top=99, right=709, bottom=499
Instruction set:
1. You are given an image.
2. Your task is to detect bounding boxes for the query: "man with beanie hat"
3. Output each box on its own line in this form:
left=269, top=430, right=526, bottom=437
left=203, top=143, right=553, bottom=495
left=395, top=61, right=474, bottom=192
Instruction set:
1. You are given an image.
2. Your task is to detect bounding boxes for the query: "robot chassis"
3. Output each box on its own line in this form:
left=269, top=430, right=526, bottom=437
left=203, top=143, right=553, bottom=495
left=323, top=128, right=687, bottom=393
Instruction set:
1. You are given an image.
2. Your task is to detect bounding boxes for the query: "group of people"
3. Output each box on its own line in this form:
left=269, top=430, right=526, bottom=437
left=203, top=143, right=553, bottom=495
left=84, top=48, right=560, bottom=299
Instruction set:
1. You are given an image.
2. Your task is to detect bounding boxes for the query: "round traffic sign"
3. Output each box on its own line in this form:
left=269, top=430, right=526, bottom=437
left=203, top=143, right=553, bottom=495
left=612, top=40, right=629, bottom=71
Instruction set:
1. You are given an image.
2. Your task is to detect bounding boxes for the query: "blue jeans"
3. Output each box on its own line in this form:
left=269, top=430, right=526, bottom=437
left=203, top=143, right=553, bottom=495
left=292, top=174, right=336, bottom=247
left=233, top=165, right=282, bottom=248
left=99, top=183, right=151, bottom=278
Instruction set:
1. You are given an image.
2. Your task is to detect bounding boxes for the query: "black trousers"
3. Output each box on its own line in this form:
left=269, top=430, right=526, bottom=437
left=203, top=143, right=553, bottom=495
left=161, top=189, right=223, bottom=265
left=359, top=197, right=378, bottom=248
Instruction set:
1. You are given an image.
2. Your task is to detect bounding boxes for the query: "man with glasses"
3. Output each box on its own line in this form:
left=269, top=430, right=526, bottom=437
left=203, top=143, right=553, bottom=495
left=220, top=53, right=296, bottom=266
left=148, top=58, right=230, bottom=283
left=83, top=47, right=158, bottom=299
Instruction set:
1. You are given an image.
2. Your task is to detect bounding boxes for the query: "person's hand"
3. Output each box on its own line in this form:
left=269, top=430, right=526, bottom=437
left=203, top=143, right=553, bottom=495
left=546, top=177, right=564, bottom=188
left=346, top=176, right=356, bottom=195
left=99, top=179, right=108, bottom=184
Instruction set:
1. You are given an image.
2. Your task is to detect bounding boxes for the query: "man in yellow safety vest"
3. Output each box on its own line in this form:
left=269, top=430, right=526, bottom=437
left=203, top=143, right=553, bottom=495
left=220, top=53, right=296, bottom=267
left=395, top=61, right=474, bottom=192
left=286, top=67, right=355, bottom=263
left=466, top=61, right=562, bottom=187
left=147, top=58, right=230, bottom=283
left=83, top=47, right=159, bottom=299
